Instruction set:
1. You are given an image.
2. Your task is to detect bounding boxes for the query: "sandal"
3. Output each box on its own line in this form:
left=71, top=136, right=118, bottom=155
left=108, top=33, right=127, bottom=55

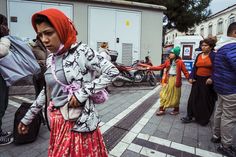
left=156, top=110, right=165, bottom=116
left=170, top=111, right=179, bottom=115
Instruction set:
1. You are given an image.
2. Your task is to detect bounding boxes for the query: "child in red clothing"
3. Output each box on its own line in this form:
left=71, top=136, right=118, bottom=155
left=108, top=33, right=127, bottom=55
left=148, top=46, right=189, bottom=115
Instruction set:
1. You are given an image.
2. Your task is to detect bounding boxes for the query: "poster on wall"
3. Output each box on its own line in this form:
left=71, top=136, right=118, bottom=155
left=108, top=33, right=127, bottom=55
left=182, top=45, right=193, bottom=60
left=183, top=61, right=193, bottom=73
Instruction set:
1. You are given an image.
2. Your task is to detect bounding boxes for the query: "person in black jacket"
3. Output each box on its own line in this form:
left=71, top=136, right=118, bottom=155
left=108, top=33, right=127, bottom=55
left=0, top=14, right=13, bottom=146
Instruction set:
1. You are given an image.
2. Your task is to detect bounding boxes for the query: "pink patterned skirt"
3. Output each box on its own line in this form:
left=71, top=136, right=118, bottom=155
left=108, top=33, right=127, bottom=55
left=48, top=108, right=108, bottom=157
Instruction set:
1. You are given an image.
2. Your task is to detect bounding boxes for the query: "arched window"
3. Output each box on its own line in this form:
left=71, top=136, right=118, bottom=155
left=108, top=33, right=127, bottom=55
left=229, top=14, right=235, bottom=25
left=217, top=18, right=223, bottom=34
left=200, top=25, right=204, bottom=37
left=208, top=23, right=213, bottom=36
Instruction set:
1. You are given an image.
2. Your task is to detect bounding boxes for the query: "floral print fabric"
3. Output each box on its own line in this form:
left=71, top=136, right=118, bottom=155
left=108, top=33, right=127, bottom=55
left=48, top=108, right=108, bottom=157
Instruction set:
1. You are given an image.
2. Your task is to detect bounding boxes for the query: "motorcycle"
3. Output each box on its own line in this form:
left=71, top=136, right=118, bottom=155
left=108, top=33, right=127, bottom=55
left=112, top=56, right=157, bottom=87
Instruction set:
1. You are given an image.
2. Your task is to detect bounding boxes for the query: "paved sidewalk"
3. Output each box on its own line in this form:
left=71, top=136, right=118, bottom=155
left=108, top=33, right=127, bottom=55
left=106, top=82, right=236, bottom=157
left=0, top=81, right=235, bottom=157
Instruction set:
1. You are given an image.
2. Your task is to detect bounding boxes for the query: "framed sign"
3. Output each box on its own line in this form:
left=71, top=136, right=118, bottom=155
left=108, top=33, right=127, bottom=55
left=183, top=61, right=193, bottom=72
left=182, top=45, right=193, bottom=60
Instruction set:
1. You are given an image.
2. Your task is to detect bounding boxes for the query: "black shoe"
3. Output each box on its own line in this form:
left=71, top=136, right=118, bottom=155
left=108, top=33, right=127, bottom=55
left=0, top=130, right=12, bottom=138
left=217, top=144, right=236, bottom=157
left=210, top=135, right=221, bottom=143
left=0, top=136, right=14, bottom=146
left=181, top=116, right=193, bottom=123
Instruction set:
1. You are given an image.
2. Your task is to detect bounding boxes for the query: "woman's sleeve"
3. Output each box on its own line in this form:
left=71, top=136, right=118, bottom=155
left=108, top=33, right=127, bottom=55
left=73, top=46, right=119, bottom=103
left=189, top=53, right=201, bottom=79
left=21, top=88, right=46, bottom=125
left=181, top=61, right=190, bottom=79
left=148, top=62, right=167, bottom=71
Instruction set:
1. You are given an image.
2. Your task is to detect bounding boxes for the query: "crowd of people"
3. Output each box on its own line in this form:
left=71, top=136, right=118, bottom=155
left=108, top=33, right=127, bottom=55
left=0, top=8, right=236, bottom=157
left=147, top=23, right=236, bottom=157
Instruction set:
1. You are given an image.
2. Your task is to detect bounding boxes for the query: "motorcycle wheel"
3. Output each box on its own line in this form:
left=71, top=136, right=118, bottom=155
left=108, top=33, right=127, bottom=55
left=148, top=74, right=157, bottom=86
left=112, top=72, right=126, bottom=87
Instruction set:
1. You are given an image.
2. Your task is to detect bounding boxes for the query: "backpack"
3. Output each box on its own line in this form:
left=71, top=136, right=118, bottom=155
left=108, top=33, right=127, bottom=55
left=13, top=102, right=42, bottom=144
left=0, top=36, right=41, bottom=86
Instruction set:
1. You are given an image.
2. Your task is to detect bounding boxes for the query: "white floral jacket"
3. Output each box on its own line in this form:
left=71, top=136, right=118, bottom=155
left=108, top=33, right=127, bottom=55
left=21, top=42, right=119, bottom=132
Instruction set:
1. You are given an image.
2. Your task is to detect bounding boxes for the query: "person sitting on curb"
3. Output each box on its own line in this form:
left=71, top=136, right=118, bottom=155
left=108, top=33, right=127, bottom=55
left=147, top=46, right=189, bottom=116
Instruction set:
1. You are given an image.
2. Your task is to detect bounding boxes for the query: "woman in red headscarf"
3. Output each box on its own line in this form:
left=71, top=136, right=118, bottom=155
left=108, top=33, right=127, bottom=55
left=18, top=9, right=119, bottom=157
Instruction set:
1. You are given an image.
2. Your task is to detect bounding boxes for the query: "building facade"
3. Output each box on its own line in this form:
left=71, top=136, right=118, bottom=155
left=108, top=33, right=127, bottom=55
left=0, top=0, right=166, bottom=65
left=165, top=4, right=236, bottom=45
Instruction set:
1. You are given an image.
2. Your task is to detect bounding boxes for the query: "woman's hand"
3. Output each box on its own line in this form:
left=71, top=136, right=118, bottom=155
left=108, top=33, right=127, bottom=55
left=18, top=122, right=29, bottom=135
left=206, top=78, right=213, bottom=85
left=69, top=96, right=80, bottom=108
left=188, top=79, right=196, bottom=84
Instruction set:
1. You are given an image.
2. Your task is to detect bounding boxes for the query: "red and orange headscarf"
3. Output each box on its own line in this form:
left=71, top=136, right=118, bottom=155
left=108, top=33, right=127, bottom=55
left=31, top=8, right=77, bottom=54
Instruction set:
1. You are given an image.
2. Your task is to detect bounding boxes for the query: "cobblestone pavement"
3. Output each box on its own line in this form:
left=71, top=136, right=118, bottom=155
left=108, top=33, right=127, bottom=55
left=0, top=81, right=235, bottom=157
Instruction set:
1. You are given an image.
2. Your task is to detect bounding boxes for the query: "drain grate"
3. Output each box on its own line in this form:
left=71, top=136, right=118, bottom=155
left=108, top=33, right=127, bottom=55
left=133, top=138, right=201, bottom=157
left=103, top=127, right=127, bottom=151
left=103, top=91, right=160, bottom=151
left=115, top=94, right=159, bottom=130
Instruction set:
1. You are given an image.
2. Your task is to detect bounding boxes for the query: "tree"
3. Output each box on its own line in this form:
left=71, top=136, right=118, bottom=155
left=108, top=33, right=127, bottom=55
left=126, top=0, right=212, bottom=32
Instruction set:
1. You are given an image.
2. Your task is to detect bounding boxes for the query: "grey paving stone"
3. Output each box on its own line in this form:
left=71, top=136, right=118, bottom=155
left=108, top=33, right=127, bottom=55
left=35, top=145, right=48, bottom=154
left=161, top=114, right=176, bottom=122
left=198, top=125, right=212, bottom=136
left=100, top=112, right=117, bottom=123
left=141, top=122, right=158, bottom=135
left=148, top=115, right=163, bottom=126
left=168, top=128, right=183, bottom=143
left=110, top=105, right=128, bottom=115
left=182, top=136, right=198, bottom=147
left=7, top=144, right=35, bottom=157
left=36, top=151, right=48, bottom=157
left=18, top=149, right=41, bottom=157
left=157, top=120, right=172, bottom=134
left=198, top=134, right=217, bottom=152
left=184, top=125, right=198, bottom=139
left=0, top=151, right=13, bottom=157
left=121, top=150, right=145, bottom=157
left=153, top=130, right=169, bottom=139
left=31, top=140, right=49, bottom=154
left=171, top=122, right=185, bottom=131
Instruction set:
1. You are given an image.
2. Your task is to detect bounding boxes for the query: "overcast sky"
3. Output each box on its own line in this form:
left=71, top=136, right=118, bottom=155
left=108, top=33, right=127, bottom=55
left=209, top=0, right=236, bottom=14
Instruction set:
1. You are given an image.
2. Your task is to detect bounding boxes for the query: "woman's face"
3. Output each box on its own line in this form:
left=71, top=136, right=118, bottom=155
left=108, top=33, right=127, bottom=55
left=201, top=42, right=211, bottom=53
left=169, top=53, right=176, bottom=59
left=36, top=22, right=61, bottom=53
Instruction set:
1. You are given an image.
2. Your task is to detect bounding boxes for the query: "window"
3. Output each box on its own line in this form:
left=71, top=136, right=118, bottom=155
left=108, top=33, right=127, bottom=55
left=217, top=19, right=223, bottom=34
left=189, top=28, right=196, bottom=35
left=208, top=23, right=213, bottom=36
left=200, top=26, right=204, bottom=37
left=229, top=14, right=235, bottom=25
